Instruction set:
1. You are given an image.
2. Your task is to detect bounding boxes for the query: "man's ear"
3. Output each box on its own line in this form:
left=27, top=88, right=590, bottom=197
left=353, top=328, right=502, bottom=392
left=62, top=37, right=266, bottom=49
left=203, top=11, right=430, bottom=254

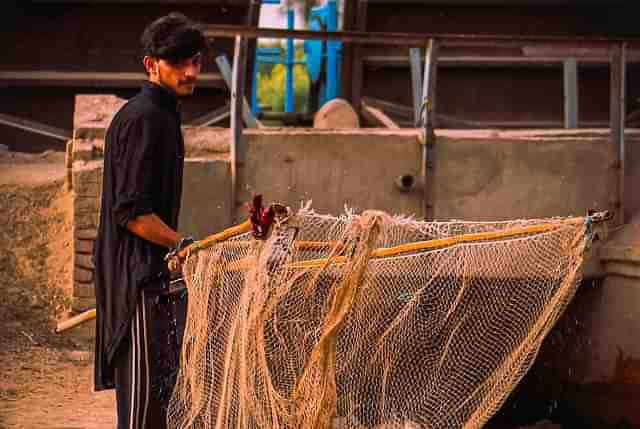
left=143, top=56, right=158, bottom=75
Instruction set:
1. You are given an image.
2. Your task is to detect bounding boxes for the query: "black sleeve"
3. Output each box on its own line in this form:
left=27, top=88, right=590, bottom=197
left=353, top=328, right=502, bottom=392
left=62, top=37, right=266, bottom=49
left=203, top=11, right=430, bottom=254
left=111, top=115, right=159, bottom=228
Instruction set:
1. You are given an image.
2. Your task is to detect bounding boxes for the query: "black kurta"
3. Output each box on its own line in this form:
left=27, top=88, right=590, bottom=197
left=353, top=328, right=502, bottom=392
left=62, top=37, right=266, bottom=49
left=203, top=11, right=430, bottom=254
left=94, top=81, right=184, bottom=391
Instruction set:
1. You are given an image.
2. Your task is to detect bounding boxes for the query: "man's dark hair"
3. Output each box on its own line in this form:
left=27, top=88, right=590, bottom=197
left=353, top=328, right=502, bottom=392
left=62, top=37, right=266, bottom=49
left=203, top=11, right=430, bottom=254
left=141, top=13, right=208, bottom=66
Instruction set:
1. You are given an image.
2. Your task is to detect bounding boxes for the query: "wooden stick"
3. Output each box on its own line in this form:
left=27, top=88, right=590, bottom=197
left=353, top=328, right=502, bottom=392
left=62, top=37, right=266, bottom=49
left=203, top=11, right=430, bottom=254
left=178, top=219, right=253, bottom=258
left=287, top=214, right=608, bottom=270
left=222, top=212, right=610, bottom=272
left=55, top=309, right=96, bottom=334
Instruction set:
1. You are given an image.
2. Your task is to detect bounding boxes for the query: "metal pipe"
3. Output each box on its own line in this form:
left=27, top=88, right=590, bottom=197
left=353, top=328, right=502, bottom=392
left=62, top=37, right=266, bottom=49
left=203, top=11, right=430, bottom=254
left=563, top=58, right=579, bottom=129
left=285, top=8, right=295, bottom=113
left=610, top=43, right=627, bottom=224
left=409, top=48, right=423, bottom=125
left=231, top=36, right=248, bottom=222
left=421, top=39, right=439, bottom=221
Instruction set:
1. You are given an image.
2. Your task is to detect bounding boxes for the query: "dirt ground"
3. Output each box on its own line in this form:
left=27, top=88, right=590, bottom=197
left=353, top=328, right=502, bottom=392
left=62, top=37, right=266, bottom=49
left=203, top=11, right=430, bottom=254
left=0, top=150, right=115, bottom=429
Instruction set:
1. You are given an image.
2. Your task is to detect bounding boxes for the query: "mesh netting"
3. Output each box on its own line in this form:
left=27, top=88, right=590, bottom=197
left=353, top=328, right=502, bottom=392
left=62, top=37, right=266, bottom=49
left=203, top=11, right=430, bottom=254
left=168, top=208, right=589, bottom=429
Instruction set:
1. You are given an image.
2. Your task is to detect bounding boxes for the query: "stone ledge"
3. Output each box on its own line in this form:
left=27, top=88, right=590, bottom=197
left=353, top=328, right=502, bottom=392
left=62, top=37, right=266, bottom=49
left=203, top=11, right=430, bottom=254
left=74, top=94, right=126, bottom=131
left=72, top=129, right=231, bottom=160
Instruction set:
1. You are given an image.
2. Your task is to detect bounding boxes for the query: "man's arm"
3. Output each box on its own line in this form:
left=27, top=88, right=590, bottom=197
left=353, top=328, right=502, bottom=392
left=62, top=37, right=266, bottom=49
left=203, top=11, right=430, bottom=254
left=127, top=213, right=182, bottom=249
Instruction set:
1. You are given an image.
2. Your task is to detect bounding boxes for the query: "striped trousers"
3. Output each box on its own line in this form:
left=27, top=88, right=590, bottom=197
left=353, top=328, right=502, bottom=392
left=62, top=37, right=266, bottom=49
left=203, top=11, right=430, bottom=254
left=112, top=282, right=187, bottom=429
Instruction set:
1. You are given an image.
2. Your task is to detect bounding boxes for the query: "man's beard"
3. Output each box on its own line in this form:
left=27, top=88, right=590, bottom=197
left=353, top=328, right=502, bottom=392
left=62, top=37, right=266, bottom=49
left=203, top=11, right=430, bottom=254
left=177, top=81, right=196, bottom=98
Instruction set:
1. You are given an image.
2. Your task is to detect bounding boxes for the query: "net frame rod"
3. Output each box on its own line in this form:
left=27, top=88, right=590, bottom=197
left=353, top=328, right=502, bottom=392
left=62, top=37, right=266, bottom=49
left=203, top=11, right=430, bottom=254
left=287, top=222, right=566, bottom=270
left=179, top=219, right=252, bottom=258
left=182, top=211, right=609, bottom=269
left=214, top=213, right=609, bottom=272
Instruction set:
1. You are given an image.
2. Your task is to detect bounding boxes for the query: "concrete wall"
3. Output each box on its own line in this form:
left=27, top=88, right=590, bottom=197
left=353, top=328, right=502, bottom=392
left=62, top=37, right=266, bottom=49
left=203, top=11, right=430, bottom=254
left=431, top=130, right=622, bottom=220
left=178, top=158, right=231, bottom=239
left=237, top=129, right=423, bottom=220
left=239, top=129, right=622, bottom=222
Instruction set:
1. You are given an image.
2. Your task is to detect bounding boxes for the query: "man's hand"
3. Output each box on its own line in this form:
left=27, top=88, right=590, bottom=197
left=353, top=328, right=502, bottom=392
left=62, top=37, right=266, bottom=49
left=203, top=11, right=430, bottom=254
left=165, top=236, right=195, bottom=273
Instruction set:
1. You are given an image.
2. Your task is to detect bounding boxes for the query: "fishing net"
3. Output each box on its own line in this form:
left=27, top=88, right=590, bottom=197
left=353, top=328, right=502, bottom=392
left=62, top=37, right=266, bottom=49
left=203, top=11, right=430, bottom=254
left=167, top=206, right=594, bottom=429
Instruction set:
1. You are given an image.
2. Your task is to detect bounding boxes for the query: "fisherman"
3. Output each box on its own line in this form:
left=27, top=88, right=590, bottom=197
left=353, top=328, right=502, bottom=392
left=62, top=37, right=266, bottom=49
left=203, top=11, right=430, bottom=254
left=92, top=13, right=207, bottom=428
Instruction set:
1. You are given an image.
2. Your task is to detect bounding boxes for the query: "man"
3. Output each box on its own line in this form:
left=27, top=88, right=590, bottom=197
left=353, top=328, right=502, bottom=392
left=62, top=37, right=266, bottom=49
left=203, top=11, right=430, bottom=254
left=93, top=13, right=207, bottom=429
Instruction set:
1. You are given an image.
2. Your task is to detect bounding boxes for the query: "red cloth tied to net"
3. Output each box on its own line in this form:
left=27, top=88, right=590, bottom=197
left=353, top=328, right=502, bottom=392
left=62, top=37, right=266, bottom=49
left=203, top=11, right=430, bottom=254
left=247, top=194, right=276, bottom=239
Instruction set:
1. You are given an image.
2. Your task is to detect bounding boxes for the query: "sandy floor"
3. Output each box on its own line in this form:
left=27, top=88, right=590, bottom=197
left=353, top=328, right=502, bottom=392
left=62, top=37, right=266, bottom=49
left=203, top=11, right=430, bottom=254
left=0, top=151, right=115, bottom=429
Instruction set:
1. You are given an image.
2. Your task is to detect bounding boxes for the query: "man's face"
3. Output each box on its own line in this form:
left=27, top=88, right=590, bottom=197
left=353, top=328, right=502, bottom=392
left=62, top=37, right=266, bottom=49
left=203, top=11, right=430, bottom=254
left=145, top=53, right=203, bottom=98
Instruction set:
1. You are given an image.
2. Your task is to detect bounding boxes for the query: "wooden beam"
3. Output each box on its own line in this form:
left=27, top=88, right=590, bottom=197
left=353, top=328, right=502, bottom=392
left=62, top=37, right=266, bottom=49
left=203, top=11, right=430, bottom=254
left=610, top=43, right=627, bottom=224
left=396, top=119, right=611, bottom=129
left=231, top=35, right=248, bottom=221
left=563, top=58, right=579, bottom=129
left=421, top=39, right=439, bottom=221
left=204, top=24, right=640, bottom=47
left=215, top=55, right=262, bottom=128
left=523, top=45, right=623, bottom=58
left=362, top=55, right=640, bottom=67
left=0, top=71, right=223, bottom=88
left=361, top=101, right=399, bottom=129
left=0, top=112, right=71, bottom=141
